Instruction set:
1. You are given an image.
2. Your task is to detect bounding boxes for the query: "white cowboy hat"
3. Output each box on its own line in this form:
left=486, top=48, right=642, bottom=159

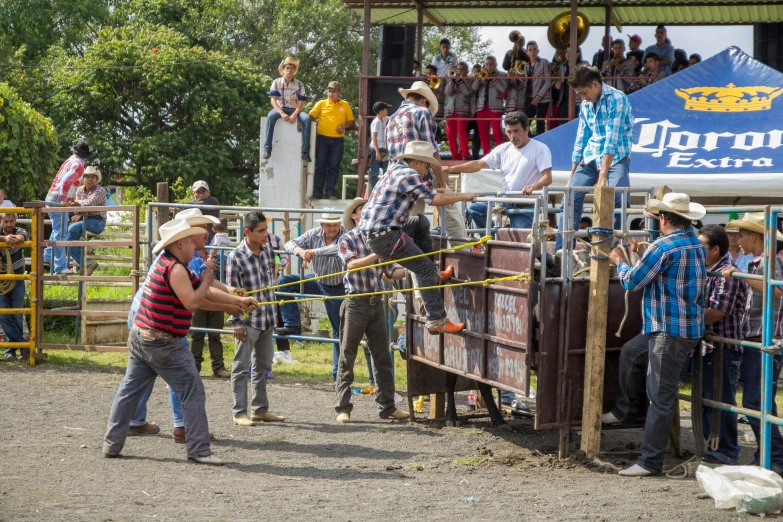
left=153, top=220, right=208, bottom=254
left=725, top=212, right=783, bottom=241
left=317, top=209, right=342, bottom=224
left=278, top=56, right=300, bottom=76
left=392, top=140, right=441, bottom=167
left=398, top=80, right=439, bottom=115
left=645, top=192, right=706, bottom=221
left=83, top=166, right=101, bottom=183
left=342, top=197, right=367, bottom=231
left=175, top=207, right=220, bottom=226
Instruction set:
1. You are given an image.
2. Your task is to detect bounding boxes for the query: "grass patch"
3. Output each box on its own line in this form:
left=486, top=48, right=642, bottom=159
left=368, top=427, right=389, bottom=434
left=454, top=455, right=491, bottom=466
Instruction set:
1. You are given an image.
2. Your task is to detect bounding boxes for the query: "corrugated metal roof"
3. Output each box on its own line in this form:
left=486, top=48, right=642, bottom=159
left=344, top=1, right=783, bottom=25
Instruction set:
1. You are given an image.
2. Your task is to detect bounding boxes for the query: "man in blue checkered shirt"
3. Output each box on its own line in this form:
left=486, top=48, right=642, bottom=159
left=603, top=193, right=706, bottom=477
left=555, top=65, right=634, bottom=251
left=333, top=198, right=409, bottom=424
left=358, top=141, right=478, bottom=335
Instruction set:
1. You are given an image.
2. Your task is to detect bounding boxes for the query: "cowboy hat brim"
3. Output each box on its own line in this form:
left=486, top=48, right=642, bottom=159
left=182, top=215, right=220, bottom=226
left=398, top=86, right=439, bottom=116
left=392, top=151, right=441, bottom=167
left=645, top=198, right=706, bottom=221
left=152, top=226, right=207, bottom=254
left=343, top=198, right=367, bottom=231
left=316, top=217, right=342, bottom=224
left=278, top=58, right=300, bottom=76
left=725, top=219, right=783, bottom=241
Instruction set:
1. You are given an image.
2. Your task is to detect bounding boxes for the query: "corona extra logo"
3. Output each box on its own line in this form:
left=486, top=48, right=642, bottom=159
left=675, top=84, right=783, bottom=112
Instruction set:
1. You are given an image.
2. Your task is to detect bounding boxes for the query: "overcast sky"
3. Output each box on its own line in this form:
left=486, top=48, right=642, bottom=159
left=478, top=25, right=754, bottom=66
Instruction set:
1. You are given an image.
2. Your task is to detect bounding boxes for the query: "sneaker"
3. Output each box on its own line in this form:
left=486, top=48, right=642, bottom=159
left=85, top=262, right=99, bottom=276
left=302, top=152, right=312, bottom=163
left=127, top=421, right=161, bottom=436
left=213, top=369, right=231, bottom=378
left=336, top=413, right=351, bottom=424
left=251, top=412, right=286, bottom=423
left=601, top=411, right=622, bottom=425
left=427, top=320, right=465, bottom=335
left=360, top=386, right=375, bottom=395
left=4, top=353, right=17, bottom=362
left=190, top=454, right=224, bottom=466
left=262, top=150, right=271, bottom=160
left=233, top=415, right=256, bottom=426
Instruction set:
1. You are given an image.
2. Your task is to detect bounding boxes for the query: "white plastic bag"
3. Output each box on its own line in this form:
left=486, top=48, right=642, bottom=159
left=696, top=464, right=783, bottom=514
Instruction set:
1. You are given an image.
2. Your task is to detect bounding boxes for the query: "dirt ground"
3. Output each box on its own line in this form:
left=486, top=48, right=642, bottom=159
left=0, top=364, right=771, bottom=522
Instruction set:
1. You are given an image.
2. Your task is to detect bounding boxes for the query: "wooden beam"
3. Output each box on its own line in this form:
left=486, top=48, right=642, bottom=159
left=580, top=186, right=615, bottom=457
left=604, top=3, right=611, bottom=62
left=603, top=0, right=623, bottom=32
left=430, top=393, right=445, bottom=419
left=412, top=0, right=445, bottom=32
left=155, top=182, right=169, bottom=237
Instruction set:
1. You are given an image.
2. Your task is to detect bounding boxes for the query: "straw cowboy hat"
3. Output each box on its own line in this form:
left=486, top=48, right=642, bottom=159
left=175, top=207, right=220, bottom=226
left=278, top=56, right=300, bottom=76
left=153, top=219, right=208, bottom=254
left=82, top=166, right=101, bottom=183
left=317, top=209, right=342, bottom=224
left=645, top=192, right=706, bottom=221
left=725, top=212, right=783, bottom=241
left=393, top=141, right=441, bottom=167
left=399, top=80, right=439, bottom=115
left=343, top=197, right=367, bottom=231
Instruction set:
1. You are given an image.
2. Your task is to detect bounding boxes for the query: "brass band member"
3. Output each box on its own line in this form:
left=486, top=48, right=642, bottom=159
left=444, top=62, right=474, bottom=160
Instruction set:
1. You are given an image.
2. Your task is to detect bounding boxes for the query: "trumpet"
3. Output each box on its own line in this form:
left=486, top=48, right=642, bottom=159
left=478, top=68, right=489, bottom=79
left=448, top=68, right=459, bottom=78
left=428, top=75, right=441, bottom=90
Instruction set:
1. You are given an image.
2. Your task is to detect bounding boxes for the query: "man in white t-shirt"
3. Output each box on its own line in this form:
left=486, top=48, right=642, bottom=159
left=444, top=111, right=552, bottom=230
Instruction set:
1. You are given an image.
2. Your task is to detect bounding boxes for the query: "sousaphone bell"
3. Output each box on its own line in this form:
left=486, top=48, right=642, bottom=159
left=547, top=11, right=590, bottom=51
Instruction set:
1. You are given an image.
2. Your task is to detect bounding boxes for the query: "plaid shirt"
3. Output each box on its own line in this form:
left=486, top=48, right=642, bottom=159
left=617, top=227, right=706, bottom=339
left=743, top=254, right=783, bottom=340
left=386, top=101, right=437, bottom=170
left=702, top=253, right=748, bottom=354
left=268, top=77, right=307, bottom=109
left=74, top=184, right=107, bottom=220
left=284, top=226, right=346, bottom=286
left=226, top=239, right=277, bottom=330
left=339, top=230, right=401, bottom=294
left=572, top=83, right=634, bottom=166
left=357, top=161, right=437, bottom=234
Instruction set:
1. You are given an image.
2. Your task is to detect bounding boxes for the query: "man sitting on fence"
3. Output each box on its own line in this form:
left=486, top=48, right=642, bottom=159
left=605, top=193, right=706, bottom=477
left=0, top=213, right=29, bottom=362
left=721, top=212, right=783, bottom=474
left=67, top=166, right=106, bottom=276
left=104, top=219, right=255, bottom=465
left=358, top=141, right=478, bottom=335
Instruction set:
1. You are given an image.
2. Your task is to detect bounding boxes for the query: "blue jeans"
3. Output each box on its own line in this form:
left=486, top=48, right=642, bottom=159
left=264, top=108, right=311, bottom=154
left=43, top=193, right=68, bottom=272
left=741, top=348, right=783, bottom=468
left=68, top=217, right=106, bottom=267
left=130, top=337, right=189, bottom=428
left=1, top=281, right=27, bottom=358
left=555, top=157, right=631, bottom=251
left=467, top=202, right=533, bottom=231
left=369, top=147, right=388, bottom=191
left=702, top=349, right=743, bottom=464
left=313, top=136, right=344, bottom=197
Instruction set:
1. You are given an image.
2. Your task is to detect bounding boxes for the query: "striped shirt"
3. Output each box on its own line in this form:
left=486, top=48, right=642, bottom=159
left=357, top=161, right=437, bottom=234
left=617, top=227, right=706, bottom=339
left=743, top=254, right=783, bottom=340
left=268, top=77, right=307, bottom=109
left=702, top=253, right=748, bottom=354
left=386, top=101, right=437, bottom=171
left=74, top=184, right=107, bottom=220
left=134, top=251, right=201, bottom=337
left=49, top=154, right=85, bottom=202
left=226, top=239, right=277, bottom=330
left=572, top=83, right=634, bottom=166
left=0, top=227, right=28, bottom=274
left=284, top=226, right=345, bottom=286
left=339, top=230, right=400, bottom=294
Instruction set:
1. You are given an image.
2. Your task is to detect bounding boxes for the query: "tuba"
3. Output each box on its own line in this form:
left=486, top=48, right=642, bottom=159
left=547, top=11, right=590, bottom=51
left=428, top=75, right=441, bottom=90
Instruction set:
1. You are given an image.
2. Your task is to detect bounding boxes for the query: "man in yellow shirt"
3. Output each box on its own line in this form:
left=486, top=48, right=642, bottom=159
left=309, top=81, right=355, bottom=200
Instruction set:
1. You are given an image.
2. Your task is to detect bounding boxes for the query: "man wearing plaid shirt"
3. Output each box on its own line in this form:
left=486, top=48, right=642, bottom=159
left=334, top=198, right=409, bottom=423
left=263, top=56, right=311, bottom=162
left=605, top=193, right=706, bottom=477
left=555, top=65, right=634, bottom=251
left=226, top=210, right=286, bottom=427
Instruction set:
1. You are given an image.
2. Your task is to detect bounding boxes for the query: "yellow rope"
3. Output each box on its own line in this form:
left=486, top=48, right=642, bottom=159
left=244, top=235, right=492, bottom=296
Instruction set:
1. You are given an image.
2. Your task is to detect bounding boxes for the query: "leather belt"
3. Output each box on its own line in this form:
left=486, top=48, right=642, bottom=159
left=132, top=326, right=174, bottom=341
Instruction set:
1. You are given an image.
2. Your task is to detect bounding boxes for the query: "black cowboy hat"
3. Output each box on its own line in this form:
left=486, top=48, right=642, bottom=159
left=72, top=139, right=94, bottom=158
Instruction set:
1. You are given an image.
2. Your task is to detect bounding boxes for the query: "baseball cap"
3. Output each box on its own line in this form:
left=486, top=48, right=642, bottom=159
left=192, top=180, right=209, bottom=192
left=327, top=81, right=342, bottom=91
left=628, top=34, right=642, bottom=45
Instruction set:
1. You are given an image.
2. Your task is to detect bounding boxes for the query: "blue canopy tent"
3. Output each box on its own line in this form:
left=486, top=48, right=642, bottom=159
left=536, top=47, right=783, bottom=199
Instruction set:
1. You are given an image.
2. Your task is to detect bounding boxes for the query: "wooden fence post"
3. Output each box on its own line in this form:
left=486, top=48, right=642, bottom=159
left=580, top=186, right=614, bottom=457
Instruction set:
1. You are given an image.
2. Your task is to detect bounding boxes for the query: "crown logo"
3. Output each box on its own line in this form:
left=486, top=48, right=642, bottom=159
left=675, top=84, right=783, bottom=112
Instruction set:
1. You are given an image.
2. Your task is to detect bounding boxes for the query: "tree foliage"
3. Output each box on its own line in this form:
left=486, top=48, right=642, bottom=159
left=0, top=83, right=60, bottom=202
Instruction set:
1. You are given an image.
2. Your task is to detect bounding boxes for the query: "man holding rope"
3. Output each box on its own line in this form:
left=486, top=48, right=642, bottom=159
left=358, top=141, right=478, bottom=335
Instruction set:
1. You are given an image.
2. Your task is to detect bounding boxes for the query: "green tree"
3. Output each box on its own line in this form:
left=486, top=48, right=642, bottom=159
left=48, top=23, right=270, bottom=202
left=0, top=83, right=60, bottom=202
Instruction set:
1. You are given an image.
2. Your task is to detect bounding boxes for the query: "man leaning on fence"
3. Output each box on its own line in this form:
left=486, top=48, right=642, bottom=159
left=0, top=213, right=29, bottom=362
left=721, top=213, right=783, bottom=474
left=605, top=193, right=706, bottom=477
